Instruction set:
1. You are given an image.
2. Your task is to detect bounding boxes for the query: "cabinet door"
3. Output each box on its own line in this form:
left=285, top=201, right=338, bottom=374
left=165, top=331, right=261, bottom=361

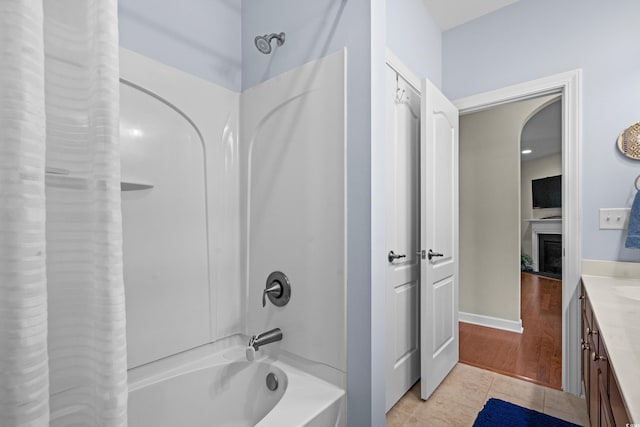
left=580, top=286, right=588, bottom=391
left=597, top=357, right=612, bottom=427
left=609, top=368, right=631, bottom=426
left=581, top=283, right=599, bottom=426
left=588, top=338, right=599, bottom=424
left=581, top=311, right=590, bottom=393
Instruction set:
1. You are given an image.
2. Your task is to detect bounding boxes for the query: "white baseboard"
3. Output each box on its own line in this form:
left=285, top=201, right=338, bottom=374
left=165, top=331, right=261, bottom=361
left=459, top=312, right=523, bottom=334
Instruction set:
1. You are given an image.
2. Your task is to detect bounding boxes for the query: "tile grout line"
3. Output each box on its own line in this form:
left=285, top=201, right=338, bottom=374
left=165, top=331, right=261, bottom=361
left=481, top=374, right=495, bottom=407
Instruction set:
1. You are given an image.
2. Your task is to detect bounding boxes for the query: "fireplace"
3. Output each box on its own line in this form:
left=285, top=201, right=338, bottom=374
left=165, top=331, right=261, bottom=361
left=538, top=233, right=562, bottom=278
left=528, top=218, right=562, bottom=276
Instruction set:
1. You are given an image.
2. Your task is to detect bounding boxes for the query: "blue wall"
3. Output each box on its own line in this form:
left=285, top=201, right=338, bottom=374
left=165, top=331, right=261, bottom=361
left=443, top=0, right=640, bottom=262
left=386, top=0, right=441, bottom=87
left=242, top=0, right=365, bottom=90
left=118, top=0, right=242, bottom=91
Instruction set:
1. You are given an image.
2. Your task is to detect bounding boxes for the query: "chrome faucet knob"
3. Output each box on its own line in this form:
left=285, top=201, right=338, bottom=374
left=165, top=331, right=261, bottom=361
left=262, top=282, right=283, bottom=307
left=262, top=271, right=291, bottom=308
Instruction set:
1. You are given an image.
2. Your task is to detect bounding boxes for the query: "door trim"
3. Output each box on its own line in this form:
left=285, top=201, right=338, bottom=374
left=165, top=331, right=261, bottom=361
left=385, top=49, right=420, bottom=93
left=453, top=69, right=583, bottom=395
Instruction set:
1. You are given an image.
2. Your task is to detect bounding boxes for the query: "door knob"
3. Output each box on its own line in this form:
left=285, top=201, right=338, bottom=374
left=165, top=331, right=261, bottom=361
left=427, top=249, right=444, bottom=260
left=388, top=250, right=407, bottom=263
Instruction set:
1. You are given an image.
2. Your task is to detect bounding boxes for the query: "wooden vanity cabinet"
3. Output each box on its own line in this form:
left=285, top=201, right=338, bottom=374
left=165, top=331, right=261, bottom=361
left=581, top=283, right=631, bottom=427
left=610, top=369, right=630, bottom=427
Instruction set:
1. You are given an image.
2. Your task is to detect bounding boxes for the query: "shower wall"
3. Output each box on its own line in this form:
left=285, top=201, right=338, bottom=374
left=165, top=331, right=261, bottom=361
left=120, top=48, right=347, bottom=378
left=120, top=82, right=210, bottom=367
left=121, top=1, right=381, bottom=422
left=241, top=50, right=347, bottom=374
left=119, top=49, right=242, bottom=368
left=241, top=4, right=384, bottom=423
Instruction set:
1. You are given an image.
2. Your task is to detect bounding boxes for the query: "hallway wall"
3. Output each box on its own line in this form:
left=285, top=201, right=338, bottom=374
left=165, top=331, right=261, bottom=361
left=459, top=95, right=557, bottom=323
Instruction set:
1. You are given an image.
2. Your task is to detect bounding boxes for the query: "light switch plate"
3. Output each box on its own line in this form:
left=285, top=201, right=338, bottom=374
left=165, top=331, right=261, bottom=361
left=599, top=208, right=631, bottom=230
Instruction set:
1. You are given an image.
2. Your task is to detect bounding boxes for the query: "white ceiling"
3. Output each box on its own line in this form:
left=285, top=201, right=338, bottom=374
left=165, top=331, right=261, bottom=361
left=423, top=0, right=521, bottom=31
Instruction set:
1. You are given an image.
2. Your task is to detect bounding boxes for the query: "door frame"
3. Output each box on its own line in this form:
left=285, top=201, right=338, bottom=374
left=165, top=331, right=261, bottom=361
left=386, top=50, right=421, bottom=94
left=453, top=70, right=583, bottom=395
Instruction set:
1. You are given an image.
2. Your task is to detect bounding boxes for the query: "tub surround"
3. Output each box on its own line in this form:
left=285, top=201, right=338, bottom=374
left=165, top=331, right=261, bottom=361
left=120, top=80, right=211, bottom=367
left=128, top=334, right=344, bottom=391
left=243, top=50, right=347, bottom=375
left=128, top=335, right=244, bottom=390
left=120, top=48, right=347, bottom=425
left=120, top=48, right=242, bottom=368
left=581, top=261, right=640, bottom=423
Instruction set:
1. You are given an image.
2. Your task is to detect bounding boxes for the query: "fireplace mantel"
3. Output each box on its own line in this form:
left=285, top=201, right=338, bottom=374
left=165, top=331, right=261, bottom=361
left=526, top=218, right=562, bottom=272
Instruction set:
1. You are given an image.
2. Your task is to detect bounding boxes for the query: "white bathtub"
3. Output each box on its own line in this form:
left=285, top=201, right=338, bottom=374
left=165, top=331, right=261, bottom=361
left=128, top=342, right=345, bottom=427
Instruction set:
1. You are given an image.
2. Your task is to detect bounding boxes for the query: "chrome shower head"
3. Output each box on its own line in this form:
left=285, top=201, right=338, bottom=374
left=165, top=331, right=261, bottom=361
left=254, top=32, right=285, bottom=54
left=255, top=35, right=272, bottom=54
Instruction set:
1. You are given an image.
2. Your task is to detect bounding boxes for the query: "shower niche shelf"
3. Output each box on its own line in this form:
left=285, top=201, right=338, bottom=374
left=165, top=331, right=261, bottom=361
left=45, top=168, right=153, bottom=191
left=120, top=181, right=154, bottom=191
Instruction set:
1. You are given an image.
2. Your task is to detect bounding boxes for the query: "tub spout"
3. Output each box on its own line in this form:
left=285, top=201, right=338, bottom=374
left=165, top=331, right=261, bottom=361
left=248, top=328, right=283, bottom=352
left=246, top=328, right=282, bottom=361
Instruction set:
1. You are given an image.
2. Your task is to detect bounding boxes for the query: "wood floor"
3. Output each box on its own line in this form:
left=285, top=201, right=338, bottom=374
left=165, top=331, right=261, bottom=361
left=459, top=272, right=562, bottom=390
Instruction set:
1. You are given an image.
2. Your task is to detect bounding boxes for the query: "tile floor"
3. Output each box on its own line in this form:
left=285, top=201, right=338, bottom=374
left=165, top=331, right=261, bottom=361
left=386, top=363, right=589, bottom=427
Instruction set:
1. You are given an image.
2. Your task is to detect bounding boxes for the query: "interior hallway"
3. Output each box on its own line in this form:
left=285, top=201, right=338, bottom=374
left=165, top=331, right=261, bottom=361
left=386, top=363, right=588, bottom=426
left=459, top=272, right=562, bottom=389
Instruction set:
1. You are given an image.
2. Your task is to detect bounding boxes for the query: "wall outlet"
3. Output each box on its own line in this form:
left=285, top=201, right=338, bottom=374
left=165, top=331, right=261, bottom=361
left=599, top=208, right=631, bottom=230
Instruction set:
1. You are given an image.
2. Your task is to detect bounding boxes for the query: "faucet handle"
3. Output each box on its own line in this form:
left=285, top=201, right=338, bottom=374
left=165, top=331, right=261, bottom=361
left=262, top=282, right=282, bottom=307
left=262, top=271, right=292, bottom=307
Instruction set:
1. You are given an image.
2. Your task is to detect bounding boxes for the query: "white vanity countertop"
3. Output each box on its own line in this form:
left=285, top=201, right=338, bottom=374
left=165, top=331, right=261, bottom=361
left=581, top=274, right=640, bottom=423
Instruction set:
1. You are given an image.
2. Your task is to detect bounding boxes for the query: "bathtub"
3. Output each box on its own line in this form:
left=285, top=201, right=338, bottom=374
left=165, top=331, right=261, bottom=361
left=127, top=340, right=345, bottom=427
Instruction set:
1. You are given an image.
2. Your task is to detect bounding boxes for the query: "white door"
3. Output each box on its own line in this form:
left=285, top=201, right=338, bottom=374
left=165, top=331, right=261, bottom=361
left=384, top=66, right=421, bottom=411
left=420, top=78, right=459, bottom=400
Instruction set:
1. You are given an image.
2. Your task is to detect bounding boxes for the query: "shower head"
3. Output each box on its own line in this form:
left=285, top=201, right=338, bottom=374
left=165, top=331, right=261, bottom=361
left=255, top=32, right=286, bottom=54
left=255, top=36, right=272, bottom=54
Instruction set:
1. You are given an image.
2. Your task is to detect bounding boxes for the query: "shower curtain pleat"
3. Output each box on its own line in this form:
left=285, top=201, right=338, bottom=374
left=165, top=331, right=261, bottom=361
left=0, top=1, right=127, bottom=426
left=0, top=2, right=49, bottom=426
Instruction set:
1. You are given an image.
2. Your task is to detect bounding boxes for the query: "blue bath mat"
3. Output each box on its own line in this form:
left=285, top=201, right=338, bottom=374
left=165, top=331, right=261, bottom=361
left=473, top=398, right=581, bottom=427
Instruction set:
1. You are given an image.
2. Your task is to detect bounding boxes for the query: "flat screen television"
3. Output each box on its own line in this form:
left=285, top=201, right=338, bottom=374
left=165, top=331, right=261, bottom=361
left=532, top=175, right=562, bottom=209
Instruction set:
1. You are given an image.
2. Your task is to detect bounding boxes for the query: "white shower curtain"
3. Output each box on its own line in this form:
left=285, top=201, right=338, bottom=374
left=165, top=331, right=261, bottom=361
left=0, top=1, right=127, bottom=426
